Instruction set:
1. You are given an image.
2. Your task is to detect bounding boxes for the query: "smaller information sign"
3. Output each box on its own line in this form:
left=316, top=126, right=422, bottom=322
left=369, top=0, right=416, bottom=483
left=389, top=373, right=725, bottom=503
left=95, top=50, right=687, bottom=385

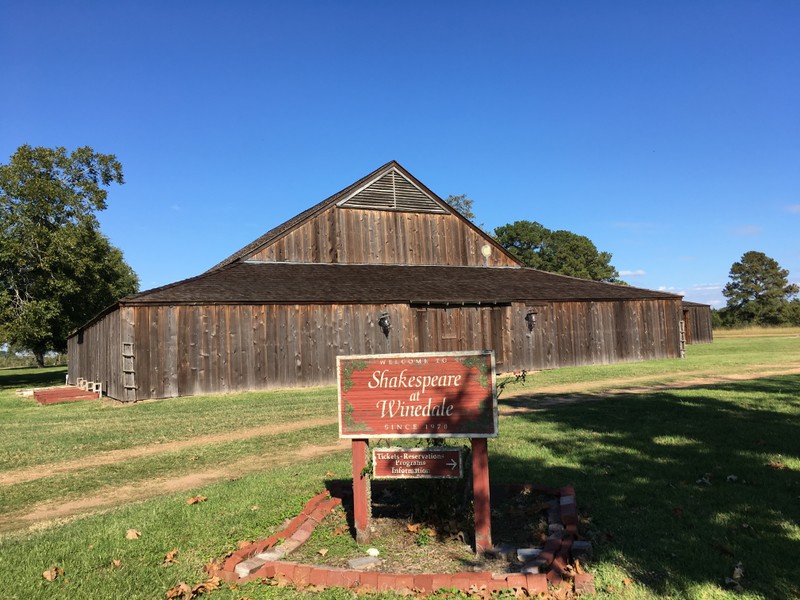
left=373, top=447, right=463, bottom=479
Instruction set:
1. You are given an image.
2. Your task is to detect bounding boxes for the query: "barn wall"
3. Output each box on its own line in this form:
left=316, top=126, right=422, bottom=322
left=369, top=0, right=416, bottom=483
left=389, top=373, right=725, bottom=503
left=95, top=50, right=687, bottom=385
left=683, top=305, right=714, bottom=344
left=506, top=298, right=684, bottom=372
left=247, top=207, right=518, bottom=267
left=122, top=296, right=684, bottom=401
left=129, top=303, right=419, bottom=400
left=67, top=308, right=124, bottom=400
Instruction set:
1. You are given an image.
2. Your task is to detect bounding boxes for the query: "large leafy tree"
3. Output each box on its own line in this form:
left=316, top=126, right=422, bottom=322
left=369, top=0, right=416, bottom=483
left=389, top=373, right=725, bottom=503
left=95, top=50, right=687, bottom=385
left=493, top=219, right=621, bottom=283
left=0, top=145, right=139, bottom=366
left=721, top=251, right=798, bottom=325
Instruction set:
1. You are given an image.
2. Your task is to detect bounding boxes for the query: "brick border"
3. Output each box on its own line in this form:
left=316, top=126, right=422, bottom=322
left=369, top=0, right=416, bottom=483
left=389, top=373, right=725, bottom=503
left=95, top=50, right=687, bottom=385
left=216, top=484, right=595, bottom=596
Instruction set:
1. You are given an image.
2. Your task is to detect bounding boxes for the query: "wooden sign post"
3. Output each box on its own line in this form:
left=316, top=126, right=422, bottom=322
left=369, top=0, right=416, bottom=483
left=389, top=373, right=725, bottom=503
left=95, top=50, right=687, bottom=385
left=337, top=351, right=497, bottom=552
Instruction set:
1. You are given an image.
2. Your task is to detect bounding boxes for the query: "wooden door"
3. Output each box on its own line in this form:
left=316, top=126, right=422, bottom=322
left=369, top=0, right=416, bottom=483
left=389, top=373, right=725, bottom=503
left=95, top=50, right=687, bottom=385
left=415, top=306, right=505, bottom=366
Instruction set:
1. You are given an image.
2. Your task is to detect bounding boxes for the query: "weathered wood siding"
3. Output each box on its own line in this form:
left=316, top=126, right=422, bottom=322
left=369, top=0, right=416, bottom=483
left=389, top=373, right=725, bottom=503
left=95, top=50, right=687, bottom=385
left=247, top=207, right=517, bottom=267
left=683, top=305, right=714, bottom=344
left=72, top=296, right=683, bottom=401
left=67, top=309, right=124, bottom=400
left=507, top=298, right=684, bottom=371
left=128, top=303, right=415, bottom=400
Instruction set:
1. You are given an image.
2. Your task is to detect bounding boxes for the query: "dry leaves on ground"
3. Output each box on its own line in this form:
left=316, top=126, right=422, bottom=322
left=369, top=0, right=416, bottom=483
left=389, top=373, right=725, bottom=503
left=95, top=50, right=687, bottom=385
left=126, top=529, right=141, bottom=540
left=165, top=576, right=222, bottom=599
left=203, top=558, right=221, bottom=575
left=186, top=495, right=208, bottom=505
left=42, top=567, right=64, bottom=582
left=163, top=548, right=179, bottom=565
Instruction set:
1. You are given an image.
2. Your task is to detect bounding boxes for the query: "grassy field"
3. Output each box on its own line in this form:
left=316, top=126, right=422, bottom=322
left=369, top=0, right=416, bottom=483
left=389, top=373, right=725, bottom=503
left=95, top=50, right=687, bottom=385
left=0, top=331, right=798, bottom=599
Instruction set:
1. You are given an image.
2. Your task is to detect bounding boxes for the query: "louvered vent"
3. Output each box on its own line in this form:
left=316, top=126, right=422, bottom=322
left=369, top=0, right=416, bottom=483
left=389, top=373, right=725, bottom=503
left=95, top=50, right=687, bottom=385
left=339, top=169, right=448, bottom=213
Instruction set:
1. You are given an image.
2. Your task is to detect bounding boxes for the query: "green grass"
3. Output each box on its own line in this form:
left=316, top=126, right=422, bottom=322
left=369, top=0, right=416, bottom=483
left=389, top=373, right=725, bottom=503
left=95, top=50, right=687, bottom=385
left=0, top=333, right=798, bottom=599
left=1, top=376, right=339, bottom=471
left=494, top=375, right=800, bottom=599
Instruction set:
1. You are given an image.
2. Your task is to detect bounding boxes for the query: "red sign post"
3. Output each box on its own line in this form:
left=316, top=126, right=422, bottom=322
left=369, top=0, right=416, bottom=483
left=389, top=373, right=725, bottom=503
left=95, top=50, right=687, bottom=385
left=337, top=351, right=497, bottom=551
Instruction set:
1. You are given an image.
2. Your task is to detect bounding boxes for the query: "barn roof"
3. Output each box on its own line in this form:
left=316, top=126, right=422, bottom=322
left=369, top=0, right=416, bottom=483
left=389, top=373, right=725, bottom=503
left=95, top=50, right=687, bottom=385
left=207, top=160, right=520, bottom=271
left=122, top=261, right=681, bottom=306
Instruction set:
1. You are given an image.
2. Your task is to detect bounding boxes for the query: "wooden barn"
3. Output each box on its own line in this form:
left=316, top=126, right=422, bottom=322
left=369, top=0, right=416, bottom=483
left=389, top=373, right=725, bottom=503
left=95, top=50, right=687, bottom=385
left=68, top=161, right=689, bottom=402
left=682, top=301, right=714, bottom=344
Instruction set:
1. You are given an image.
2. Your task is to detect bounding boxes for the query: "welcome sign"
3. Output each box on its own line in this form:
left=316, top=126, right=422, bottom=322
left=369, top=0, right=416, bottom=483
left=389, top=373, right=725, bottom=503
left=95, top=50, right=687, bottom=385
left=337, top=351, right=497, bottom=438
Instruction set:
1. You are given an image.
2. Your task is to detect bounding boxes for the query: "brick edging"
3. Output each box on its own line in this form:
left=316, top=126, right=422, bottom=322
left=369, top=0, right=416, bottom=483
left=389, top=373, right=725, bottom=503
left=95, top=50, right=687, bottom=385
left=216, top=484, right=596, bottom=596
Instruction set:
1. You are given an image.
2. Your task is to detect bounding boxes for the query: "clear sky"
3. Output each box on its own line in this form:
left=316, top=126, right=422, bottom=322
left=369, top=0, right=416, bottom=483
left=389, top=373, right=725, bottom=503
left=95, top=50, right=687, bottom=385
left=2, top=1, right=798, bottom=307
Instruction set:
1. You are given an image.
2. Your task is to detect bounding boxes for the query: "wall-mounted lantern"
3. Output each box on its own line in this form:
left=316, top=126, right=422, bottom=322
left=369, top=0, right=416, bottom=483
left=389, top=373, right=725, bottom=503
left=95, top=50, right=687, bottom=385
left=378, top=312, right=392, bottom=337
left=525, top=310, right=537, bottom=332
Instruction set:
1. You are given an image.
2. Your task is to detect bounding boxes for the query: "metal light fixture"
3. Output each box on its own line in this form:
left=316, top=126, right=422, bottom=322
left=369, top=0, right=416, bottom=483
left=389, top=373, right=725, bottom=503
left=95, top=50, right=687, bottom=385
left=378, top=312, right=391, bottom=337
left=525, top=310, right=537, bottom=332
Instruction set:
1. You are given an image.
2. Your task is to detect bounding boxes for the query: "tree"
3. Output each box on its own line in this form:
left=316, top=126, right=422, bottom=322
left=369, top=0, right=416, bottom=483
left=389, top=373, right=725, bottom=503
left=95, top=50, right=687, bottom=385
left=0, top=145, right=139, bottom=366
left=721, top=251, right=798, bottom=325
left=493, top=220, right=622, bottom=283
left=444, top=194, right=476, bottom=222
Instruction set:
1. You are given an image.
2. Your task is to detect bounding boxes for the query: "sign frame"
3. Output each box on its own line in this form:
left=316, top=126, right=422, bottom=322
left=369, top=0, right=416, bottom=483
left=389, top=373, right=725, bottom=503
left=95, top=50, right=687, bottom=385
left=337, top=350, right=498, bottom=440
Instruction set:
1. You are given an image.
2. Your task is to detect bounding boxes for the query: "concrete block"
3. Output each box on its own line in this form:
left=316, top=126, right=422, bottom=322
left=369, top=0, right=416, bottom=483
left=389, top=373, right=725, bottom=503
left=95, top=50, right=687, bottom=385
left=234, top=557, right=265, bottom=578
left=256, top=548, right=284, bottom=562
left=517, top=548, right=542, bottom=562
left=347, top=556, right=381, bottom=570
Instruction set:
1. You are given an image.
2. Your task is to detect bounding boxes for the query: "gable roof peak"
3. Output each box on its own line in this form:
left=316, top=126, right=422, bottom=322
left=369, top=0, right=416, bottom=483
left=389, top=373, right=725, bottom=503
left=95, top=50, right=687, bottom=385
left=336, top=161, right=449, bottom=214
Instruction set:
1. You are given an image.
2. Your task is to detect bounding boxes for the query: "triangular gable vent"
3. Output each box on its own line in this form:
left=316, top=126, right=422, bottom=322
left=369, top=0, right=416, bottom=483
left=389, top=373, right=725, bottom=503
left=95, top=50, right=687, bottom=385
left=337, top=168, right=448, bottom=214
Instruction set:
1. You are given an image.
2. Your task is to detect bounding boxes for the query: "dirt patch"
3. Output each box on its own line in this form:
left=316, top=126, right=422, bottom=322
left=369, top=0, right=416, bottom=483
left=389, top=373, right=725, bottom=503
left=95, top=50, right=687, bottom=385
left=0, top=416, right=337, bottom=487
left=291, top=483, right=555, bottom=575
left=0, top=440, right=349, bottom=534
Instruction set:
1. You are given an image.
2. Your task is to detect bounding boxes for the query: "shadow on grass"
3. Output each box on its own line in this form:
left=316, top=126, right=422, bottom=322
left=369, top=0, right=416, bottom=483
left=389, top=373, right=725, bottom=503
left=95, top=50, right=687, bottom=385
left=0, top=366, right=67, bottom=391
left=493, top=374, right=800, bottom=598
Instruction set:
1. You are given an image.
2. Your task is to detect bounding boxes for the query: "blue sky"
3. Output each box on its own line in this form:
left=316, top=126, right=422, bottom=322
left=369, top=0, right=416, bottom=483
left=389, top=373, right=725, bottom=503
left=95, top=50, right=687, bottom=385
left=2, top=1, right=798, bottom=307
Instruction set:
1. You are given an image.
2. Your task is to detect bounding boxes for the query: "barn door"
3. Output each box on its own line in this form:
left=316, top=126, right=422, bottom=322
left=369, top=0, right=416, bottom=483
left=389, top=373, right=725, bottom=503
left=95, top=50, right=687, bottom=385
left=415, top=306, right=506, bottom=366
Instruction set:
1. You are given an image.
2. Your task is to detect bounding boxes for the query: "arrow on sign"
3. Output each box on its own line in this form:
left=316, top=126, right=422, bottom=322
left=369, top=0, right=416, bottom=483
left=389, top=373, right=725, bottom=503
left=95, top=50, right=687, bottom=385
left=447, top=458, right=458, bottom=470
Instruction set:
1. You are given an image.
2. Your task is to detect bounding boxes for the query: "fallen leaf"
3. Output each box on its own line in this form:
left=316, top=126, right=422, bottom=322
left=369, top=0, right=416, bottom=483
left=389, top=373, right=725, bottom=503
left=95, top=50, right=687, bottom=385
left=186, top=495, right=208, bottom=505
left=126, top=529, right=141, bottom=540
left=325, top=471, right=335, bottom=477
left=163, top=548, right=179, bottom=565
left=250, top=505, right=259, bottom=511
left=165, top=582, right=191, bottom=599
left=111, top=559, right=122, bottom=569
left=768, top=461, right=786, bottom=470
left=623, top=577, right=633, bottom=586
left=191, top=575, right=222, bottom=595
left=236, top=539, right=252, bottom=549
left=203, top=558, right=221, bottom=574
left=318, top=548, right=329, bottom=557
left=42, top=567, right=64, bottom=582
left=333, top=524, right=349, bottom=536
left=406, top=523, right=421, bottom=533
left=575, top=559, right=585, bottom=575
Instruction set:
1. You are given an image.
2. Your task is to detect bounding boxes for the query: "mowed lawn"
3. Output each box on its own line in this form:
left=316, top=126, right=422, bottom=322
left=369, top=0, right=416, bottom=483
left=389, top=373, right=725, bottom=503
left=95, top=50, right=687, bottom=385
left=0, top=330, right=798, bottom=599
